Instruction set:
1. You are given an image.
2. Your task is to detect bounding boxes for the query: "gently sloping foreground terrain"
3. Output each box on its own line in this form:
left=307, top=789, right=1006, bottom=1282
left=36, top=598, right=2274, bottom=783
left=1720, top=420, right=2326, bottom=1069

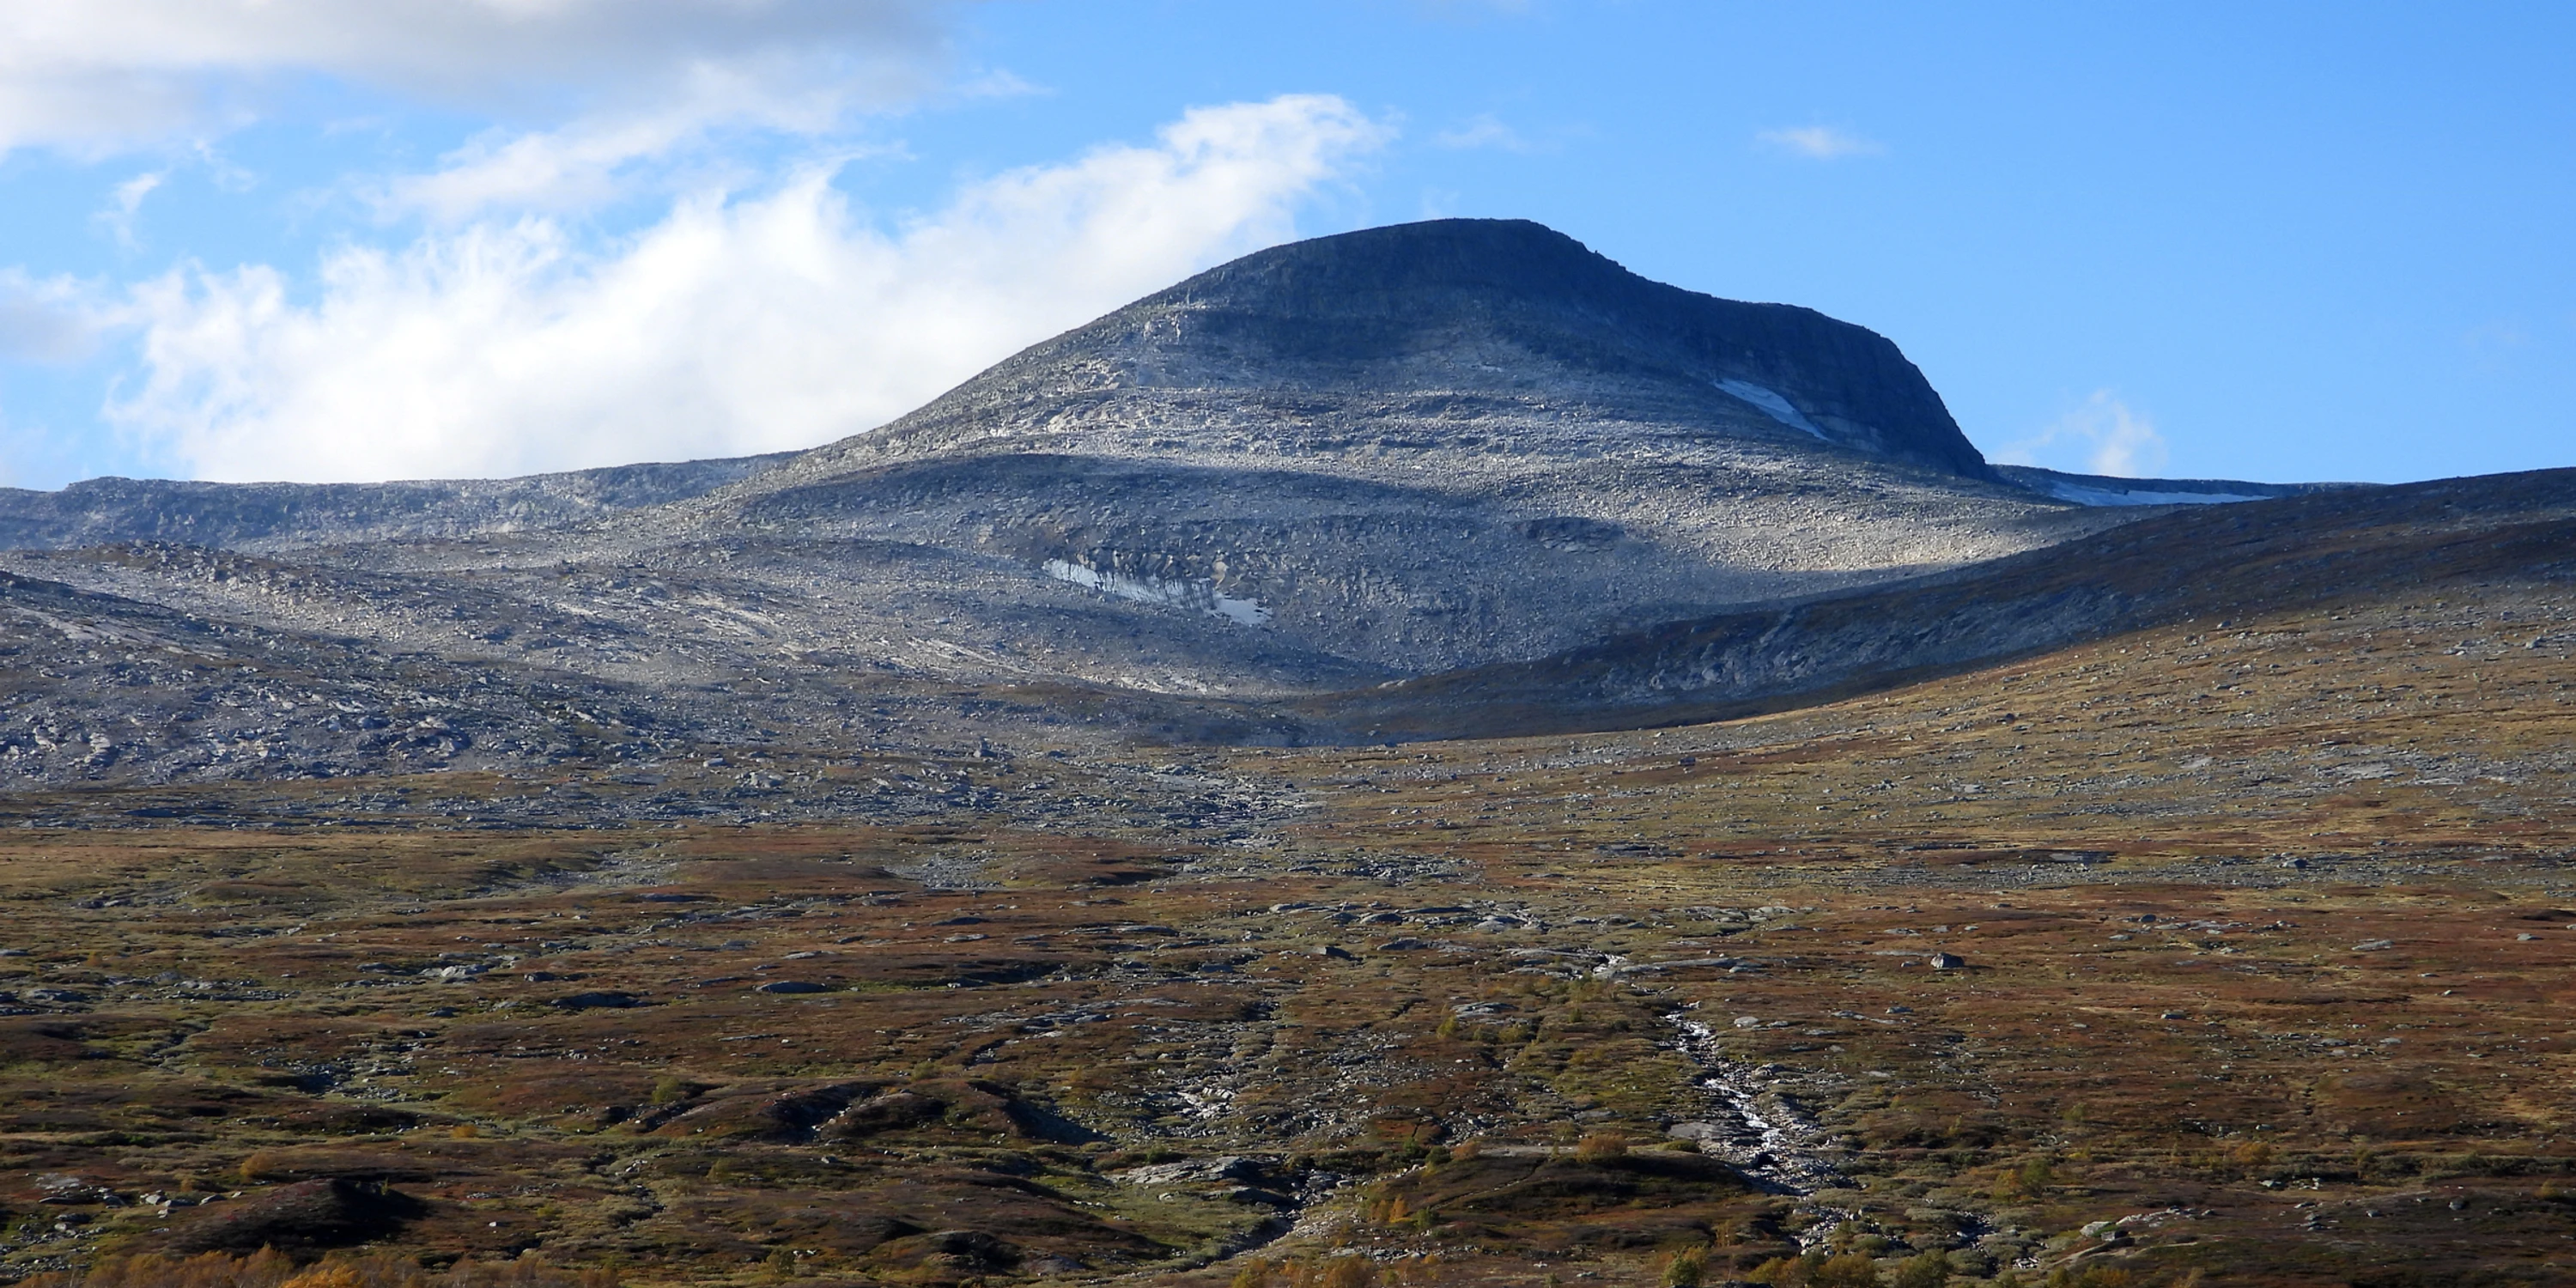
left=0, top=499, right=2570, bottom=1288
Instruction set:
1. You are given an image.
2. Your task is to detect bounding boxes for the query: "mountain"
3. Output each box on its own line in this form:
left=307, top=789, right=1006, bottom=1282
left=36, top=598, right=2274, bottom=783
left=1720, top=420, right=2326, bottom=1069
left=650, top=219, right=2137, bottom=680
left=0, top=217, right=2305, bottom=794
left=778, top=217, right=1995, bottom=480
left=8, top=222, right=2570, bottom=1288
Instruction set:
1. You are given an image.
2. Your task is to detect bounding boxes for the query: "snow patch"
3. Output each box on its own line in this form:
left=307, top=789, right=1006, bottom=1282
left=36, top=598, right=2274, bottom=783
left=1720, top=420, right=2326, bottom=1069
left=1715, top=379, right=1826, bottom=440
left=1042, top=559, right=1271, bottom=627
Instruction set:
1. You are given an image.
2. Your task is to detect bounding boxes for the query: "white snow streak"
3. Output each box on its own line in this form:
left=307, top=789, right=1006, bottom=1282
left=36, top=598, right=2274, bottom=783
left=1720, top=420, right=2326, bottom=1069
left=1715, top=379, right=1826, bottom=440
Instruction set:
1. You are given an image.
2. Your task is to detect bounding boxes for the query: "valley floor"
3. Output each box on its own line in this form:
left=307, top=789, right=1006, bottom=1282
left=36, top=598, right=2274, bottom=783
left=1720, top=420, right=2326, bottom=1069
left=0, top=581, right=2571, bottom=1287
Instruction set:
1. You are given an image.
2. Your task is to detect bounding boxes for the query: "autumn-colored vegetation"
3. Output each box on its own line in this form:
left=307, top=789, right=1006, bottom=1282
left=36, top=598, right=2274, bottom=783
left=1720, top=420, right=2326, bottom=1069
left=2, top=573, right=2572, bottom=1285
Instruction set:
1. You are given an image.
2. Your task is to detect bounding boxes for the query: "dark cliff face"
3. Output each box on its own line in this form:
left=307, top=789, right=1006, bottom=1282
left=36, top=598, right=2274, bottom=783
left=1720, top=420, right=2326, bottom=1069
left=1072, top=219, right=1990, bottom=477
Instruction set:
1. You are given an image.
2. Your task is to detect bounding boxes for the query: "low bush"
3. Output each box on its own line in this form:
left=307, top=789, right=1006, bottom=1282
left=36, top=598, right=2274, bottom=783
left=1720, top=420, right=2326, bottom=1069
left=1574, top=1133, right=1630, bottom=1163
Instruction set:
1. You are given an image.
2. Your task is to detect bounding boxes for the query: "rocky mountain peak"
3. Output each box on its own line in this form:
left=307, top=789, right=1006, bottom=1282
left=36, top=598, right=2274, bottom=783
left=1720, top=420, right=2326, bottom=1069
left=806, top=218, right=1990, bottom=479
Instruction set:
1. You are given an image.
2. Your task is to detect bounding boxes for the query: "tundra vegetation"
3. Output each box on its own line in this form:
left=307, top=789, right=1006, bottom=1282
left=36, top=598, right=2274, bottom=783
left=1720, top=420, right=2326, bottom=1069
left=1, top=573, right=2571, bottom=1285
left=0, top=222, right=2568, bottom=1285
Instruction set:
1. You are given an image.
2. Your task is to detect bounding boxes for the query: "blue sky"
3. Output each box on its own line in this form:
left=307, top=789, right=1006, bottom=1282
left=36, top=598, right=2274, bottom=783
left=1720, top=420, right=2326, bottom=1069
left=0, top=1, right=2568, bottom=488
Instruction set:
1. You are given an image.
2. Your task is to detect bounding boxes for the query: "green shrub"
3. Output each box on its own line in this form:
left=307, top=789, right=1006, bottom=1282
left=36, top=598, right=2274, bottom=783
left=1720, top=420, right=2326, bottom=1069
left=1660, top=1246, right=1709, bottom=1287
left=1891, top=1249, right=1951, bottom=1288
left=1749, top=1252, right=1881, bottom=1287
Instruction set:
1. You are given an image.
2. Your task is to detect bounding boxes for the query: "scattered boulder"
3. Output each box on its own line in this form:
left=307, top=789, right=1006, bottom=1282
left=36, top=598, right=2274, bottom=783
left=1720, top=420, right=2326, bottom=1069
left=1115, top=1154, right=1283, bottom=1188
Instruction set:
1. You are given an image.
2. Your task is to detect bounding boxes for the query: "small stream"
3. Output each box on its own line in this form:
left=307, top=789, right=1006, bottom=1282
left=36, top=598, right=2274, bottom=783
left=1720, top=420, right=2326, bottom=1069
left=1668, top=1012, right=2013, bottom=1259
left=1663, top=1013, right=1844, bottom=1194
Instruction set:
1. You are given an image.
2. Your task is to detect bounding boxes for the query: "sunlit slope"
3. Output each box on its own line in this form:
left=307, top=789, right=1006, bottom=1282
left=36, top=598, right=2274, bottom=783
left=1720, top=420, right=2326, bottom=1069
left=677, top=218, right=2116, bottom=678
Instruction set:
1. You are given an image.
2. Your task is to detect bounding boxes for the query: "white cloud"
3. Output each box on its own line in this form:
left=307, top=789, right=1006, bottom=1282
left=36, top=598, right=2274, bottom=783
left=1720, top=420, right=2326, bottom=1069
left=378, top=101, right=842, bottom=223
left=1993, top=390, right=2170, bottom=478
left=375, top=52, right=1054, bottom=223
left=106, top=94, right=1390, bottom=483
left=1756, top=125, right=1883, bottom=160
left=0, top=0, right=954, bottom=157
left=0, top=270, right=101, bottom=363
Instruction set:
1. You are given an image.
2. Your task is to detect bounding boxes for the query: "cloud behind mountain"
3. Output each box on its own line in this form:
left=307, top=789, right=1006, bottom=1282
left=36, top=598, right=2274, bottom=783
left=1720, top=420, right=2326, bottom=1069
left=105, top=96, right=1388, bottom=483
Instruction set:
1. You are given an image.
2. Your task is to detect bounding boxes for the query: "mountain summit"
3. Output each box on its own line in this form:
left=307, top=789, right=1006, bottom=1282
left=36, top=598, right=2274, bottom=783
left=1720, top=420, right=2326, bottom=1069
left=782, top=218, right=1990, bottom=481
left=685, top=220, right=2090, bottom=682
left=1124, top=219, right=1987, bottom=475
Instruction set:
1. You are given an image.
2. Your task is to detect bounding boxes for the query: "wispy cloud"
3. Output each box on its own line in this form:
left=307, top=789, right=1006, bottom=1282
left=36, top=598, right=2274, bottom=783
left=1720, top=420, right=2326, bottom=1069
left=2460, top=319, right=2530, bottom=374
left=94, top=169, right=166, bottom=247
left=106, top=95, right=1391, bottom=483
left=1434, top=114, right=1530, bottom=152
left=1756, top=125, right=1883, bottom=161
left=948, top=67, right=1046, bottom=102
left=1993, top=390, right=2170, bottom=478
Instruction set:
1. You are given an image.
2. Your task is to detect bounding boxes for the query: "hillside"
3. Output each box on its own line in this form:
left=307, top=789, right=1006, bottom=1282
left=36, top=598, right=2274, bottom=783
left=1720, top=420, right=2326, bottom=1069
left=0, top=220, right=2182, bottom=797
left=1312, top=466, right=2576, bottom=739
left=0, top=455, right=2568, bottom=1286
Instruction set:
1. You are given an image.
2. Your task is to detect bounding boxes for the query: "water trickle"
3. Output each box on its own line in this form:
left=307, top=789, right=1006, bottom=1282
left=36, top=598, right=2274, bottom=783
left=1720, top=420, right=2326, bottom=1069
left=1665, top=1014, right=1843, bottom=1193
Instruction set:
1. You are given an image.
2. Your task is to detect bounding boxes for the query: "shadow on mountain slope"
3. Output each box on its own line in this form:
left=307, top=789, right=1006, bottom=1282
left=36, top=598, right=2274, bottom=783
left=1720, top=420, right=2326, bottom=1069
left=1298, top=467, right=2576, bottom=741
